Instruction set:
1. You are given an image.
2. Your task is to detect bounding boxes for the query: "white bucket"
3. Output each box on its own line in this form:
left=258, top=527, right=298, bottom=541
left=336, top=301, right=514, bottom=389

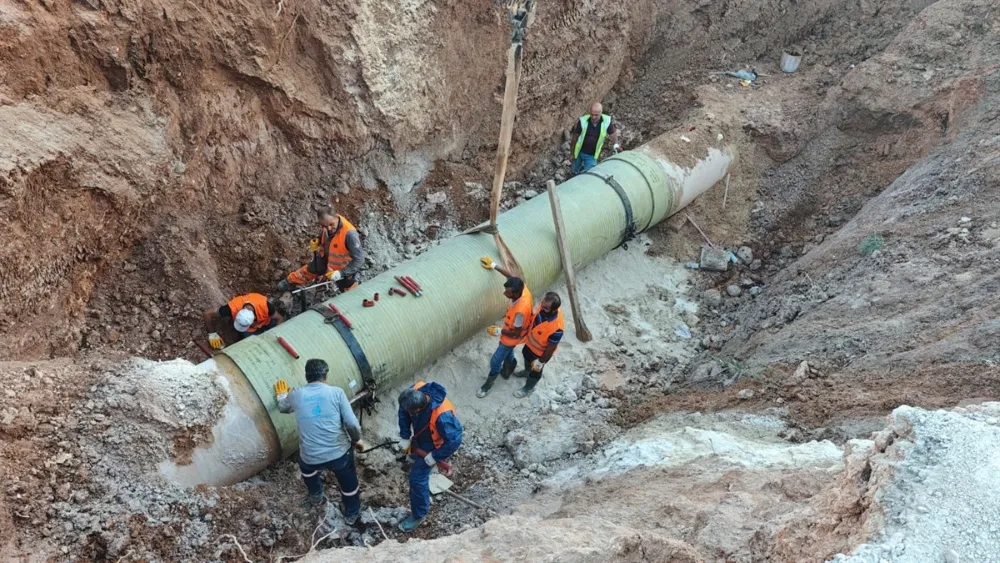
left=780, top=50, right=802, bottom=73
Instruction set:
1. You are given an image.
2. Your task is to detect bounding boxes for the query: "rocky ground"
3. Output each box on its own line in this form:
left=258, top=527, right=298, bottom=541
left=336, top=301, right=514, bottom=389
left=2, top=0, right=999, bottom=561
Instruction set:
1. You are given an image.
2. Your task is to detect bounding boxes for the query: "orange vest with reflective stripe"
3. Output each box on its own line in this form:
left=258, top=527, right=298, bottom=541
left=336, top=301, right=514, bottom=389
left=412, top=381, right=456, bottom=449
left=500, top=288, right=533, bottom=347
left=227, top=293, right=271, bottom=333
left=525, top=306, right=565, bottom=356
left=320, top=215, right=357, bottom=272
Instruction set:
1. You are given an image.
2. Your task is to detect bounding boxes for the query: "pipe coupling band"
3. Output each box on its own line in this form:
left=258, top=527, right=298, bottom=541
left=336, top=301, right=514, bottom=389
left=582, top=170, right=636, bottom=248
left=312, top=305, right=376, bottom=393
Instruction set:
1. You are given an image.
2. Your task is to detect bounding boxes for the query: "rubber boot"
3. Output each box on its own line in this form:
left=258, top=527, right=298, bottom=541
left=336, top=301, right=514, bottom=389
left=399, top=515, right=424, bottom=532
left=277, top=279, right=291, bottom=292
left=514, top=374, right=541, bottom=398
left=501, top=357, right=517, bottom=380
left=344, top=508, right=360, bottom=526
left=477, top=374, right=499, bottom=398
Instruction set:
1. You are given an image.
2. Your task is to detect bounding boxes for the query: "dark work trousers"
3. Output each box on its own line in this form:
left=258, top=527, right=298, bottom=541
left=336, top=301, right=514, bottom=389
left=298, top=450, right=361, bottom=517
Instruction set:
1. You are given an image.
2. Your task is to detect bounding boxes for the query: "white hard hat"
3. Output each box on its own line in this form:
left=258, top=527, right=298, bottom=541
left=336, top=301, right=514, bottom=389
left=234, top=308, right=256, bottom=333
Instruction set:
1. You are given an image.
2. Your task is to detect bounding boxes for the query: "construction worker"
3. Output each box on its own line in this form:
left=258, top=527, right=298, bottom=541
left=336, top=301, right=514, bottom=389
left=277, top=204, right=364, bottom=293
left=513, top=291, right=565, bottom=398
left=396, top=381, right=463, bottom=532
left=274, top=359, right=368, bottom=524
left=569, top=102, right=620, bottom=175
left=202, top=292, right=283, bottom=349
left=477, top=256, right=533, bottom=398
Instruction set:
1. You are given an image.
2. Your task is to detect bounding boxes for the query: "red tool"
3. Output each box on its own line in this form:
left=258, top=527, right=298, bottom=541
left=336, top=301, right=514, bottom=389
left=411, top=447, right=453, bottom=477
left=394, top=276, right=419, bottom=297
left=404, top=276, right=424, bottom=296
left=373, top=292, right=380, bottom=302
left=194, top=340, right=214, bottom=359
left=389, top=287, right=407, bottom=297
left=276, top=336, right=300, bottom=359
left=327, top=304, right=352, bottom=329
left=362, top=299, right=375, bottom=307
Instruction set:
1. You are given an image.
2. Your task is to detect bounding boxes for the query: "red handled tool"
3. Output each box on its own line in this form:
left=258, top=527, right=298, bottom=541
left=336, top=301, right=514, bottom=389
left=404, top=276, right=424, bottom=296
left=276, top=336, right=300, bottom=359
left=394, top=276, right=419, bottom=297
left=328, top=304, right=352, bottom=329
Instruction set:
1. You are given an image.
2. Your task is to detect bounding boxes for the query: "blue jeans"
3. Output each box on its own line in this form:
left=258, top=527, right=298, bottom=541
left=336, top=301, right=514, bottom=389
left=298, top=451, right=361, bottom=517
left=572, top=153, right=598, bottom=175
left=489, top=343, right=516, bottom=376
left=409, top=457, right=434, bottom=519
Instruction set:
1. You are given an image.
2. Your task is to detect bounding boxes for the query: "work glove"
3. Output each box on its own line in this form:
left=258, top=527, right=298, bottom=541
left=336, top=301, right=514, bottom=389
left=480, top=256, right=497, bottom=270
left=486, top=325, right=501, bottom=337
left=398, top=438, right=411, bottom=454
left=530, top=360, right=543, bottom=373
left=309, top=238, right=320, bottom=253
left=325, top=270, right=343, bottom=282
left=274, top=379, right=290, bottom=400
left=424, top=452, right=437, bottom=467
left=612, top=143, right=622, bottom=154
left=354, top=440, right=369, bottom=453
left=208, top=332, right=224, bottom=350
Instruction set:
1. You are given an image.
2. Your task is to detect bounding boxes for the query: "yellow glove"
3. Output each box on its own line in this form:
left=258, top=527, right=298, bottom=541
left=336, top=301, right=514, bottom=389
left=355, top=440, right=369, bottom=453
left=480, top=256, right=497, bottom=270
left=208, top=332, right=224, bottom=350
left=530, top=360, right=542, bottom=373
left=273, top=380, right=290, bottom=398
left=309, top=238, right=320, bottom=253
left=486, top=325, right=501, bottom=337
left=325, top=270, right=343, bottom=282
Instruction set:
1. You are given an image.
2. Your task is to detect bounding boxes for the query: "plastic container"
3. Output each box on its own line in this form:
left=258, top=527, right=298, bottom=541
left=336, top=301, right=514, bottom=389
left=781, top=50, right=802, bottom=73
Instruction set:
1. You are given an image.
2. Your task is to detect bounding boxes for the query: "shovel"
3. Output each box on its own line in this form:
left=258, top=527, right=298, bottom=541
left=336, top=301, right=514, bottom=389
left=429, top=473, right=495, bottom=514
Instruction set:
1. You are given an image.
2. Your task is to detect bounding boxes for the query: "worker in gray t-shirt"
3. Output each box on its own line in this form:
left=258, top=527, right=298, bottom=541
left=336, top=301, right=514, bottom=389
left=275, top=358, right=367, bottom=524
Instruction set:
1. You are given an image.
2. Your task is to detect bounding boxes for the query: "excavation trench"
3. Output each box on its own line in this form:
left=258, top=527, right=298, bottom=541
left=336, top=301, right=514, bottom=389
left=161, top=125, right=736, bottom=487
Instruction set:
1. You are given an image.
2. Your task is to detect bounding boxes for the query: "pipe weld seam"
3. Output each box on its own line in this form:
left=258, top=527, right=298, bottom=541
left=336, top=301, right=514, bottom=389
left=611, top=156, right=660, bottom=232
left=313, top=304, right=376, bottom=392
left=582, top=170, right=636, bottom=247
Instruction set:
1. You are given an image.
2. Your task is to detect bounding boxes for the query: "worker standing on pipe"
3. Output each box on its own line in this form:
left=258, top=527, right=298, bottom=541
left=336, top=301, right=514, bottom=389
left=274, top=359, right=367, bottom=525
left=277, top=204, right=365, bottom=293
left=397, top=382, right=463, bottom=532
left=569, top=102, right=620, bottom=175
left=202, top=292, right=284, bottom=350
left=513, top=292, right=565, bottom=398
left=477, top=256, right=533, bottom=398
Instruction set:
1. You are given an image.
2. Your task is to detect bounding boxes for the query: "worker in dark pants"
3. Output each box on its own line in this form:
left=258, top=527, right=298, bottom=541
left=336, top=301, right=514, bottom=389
left=278, top=204, right=365, bottom=293
left=202, top=292, right=283, bottom=350
left=396, top=381, right=463, bottom=532
left=514, top=292, right=565, bottom=398
left=275, top=359, right=368, bottom=524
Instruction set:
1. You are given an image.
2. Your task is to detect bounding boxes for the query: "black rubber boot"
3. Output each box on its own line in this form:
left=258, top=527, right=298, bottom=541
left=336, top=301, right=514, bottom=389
left=477, top=374, right=499, bottom=398
left=514, top=374, right=541, bottom=398
left=277, top=279, right=291, bottom=292
left=501, top=357, right=517, bottom=380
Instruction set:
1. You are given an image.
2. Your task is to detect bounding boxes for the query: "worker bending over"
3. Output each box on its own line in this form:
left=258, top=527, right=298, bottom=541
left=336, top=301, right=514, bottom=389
left=514, top=291, right=565, bottom=398
left=274, top=359, right=368, bottom=525
left=397, top=382, right=463, bottom=532
left=278, top=204, right=365, bottom=293
left=202, top=292, right=283, bottom=350
left=477, top=256, right=533, bottom=398
left=569, top=102, right=620, bottom=175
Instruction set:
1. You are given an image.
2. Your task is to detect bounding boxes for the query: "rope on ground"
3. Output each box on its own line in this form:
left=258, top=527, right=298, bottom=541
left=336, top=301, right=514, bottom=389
left=369, top=507, right=390, bottom=541
left=220, top=534, right=253, bottom=563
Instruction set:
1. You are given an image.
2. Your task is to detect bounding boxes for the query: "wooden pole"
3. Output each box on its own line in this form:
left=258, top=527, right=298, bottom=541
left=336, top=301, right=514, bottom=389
left=546, top=180, right=592, bottom=342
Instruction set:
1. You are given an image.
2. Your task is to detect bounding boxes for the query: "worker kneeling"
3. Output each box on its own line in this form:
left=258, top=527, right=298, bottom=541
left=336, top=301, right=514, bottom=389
left=202, top=292, right=283, bottom=350
left=274, top=359, right=367, bottom=525
left=277, top=204, right=364, bottom=293
left=513, top=291, right=565, bottom=398
left=396, top=382, right=463, bottom=532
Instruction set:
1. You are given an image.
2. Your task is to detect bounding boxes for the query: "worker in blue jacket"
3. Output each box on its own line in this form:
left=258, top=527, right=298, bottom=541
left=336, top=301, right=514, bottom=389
left=396, top=381, right=463, bottom=532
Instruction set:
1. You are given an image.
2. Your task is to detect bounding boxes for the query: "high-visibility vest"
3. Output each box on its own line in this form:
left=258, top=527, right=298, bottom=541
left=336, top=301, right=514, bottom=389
left=412, top=381, right=456, bottom=449
left=525, top=306, right=566, bottom=356
left=500, top=288, right=533, bottom=347
left=319, top=215, right=357, bottom=272
left=573, top=114, right=612, bottom=159
left=227, top=293, right=271, bottom=332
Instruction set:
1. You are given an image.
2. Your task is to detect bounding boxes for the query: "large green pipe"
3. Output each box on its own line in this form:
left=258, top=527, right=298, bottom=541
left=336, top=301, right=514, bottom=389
left=158, top=129, right=736, bottom=486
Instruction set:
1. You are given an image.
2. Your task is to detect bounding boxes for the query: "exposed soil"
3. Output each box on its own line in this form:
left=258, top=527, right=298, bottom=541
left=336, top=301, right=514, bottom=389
left=2, top=0, right=1000, bottom=560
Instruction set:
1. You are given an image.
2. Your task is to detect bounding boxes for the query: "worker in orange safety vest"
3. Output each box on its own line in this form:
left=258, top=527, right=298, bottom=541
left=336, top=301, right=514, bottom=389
left=202, top=292, right=283, bottom=349
left=277, top=204, right=365, bottom=293
left=513, top=291, right=565, bottom=398
left=477, top=255, right=533, bottom=398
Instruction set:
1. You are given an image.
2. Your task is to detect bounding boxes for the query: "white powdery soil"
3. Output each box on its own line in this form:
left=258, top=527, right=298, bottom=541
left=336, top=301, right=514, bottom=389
left=830, top=403, right=1000, bottom=563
